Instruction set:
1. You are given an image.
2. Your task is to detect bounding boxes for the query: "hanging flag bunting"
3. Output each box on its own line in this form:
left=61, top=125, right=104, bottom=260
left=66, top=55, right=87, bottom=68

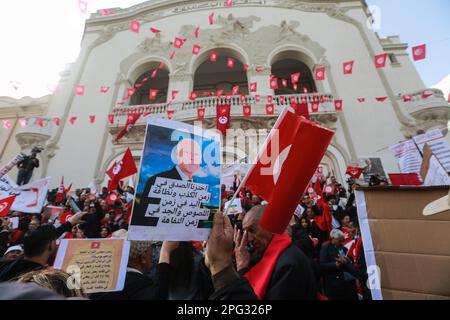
left=412, top=44, right=426, bottom=61
left=282, top=79, right=288, bottom=88
left=37, top=118, right=44, bottom=128
left=315, top=66, right=326, bottom=81
left=53, top=117, right=61, bottom=126
left=243, top=64, right=249, bottom=71
left=151, top=69, right=158, bottom=78
left=265, top=104, right=275, bottom=115
left=99, top=9, right=113, bottom=16
left=89, top=115, right=95, bottom=124
left=159, top=62, right=165, bottom=69
left=357, top=98, right=365, bottom=103
left=150, top=27, right=161, bottom=33
left=210, top=51, right=218, bottom=62
left=255, top=95, right=261, bottom=102
left=174, top=37, right=186, bottom=49
left=115, top=114, right=141, bottom=142
left=108, top=114, right=114, bottom=124
left=343, top=61, right=354, bottom=75
left=19, top=119, right=27, bottom=127
left=291, top=73, right=300, bottom=84
left=189, top=92, right=198, bottom=100
left=227, top=57, right=235, bottom=69
left=293, top=83, right=298, bottom=91
left=270, top=78, right=278, bottom=90
left=334, top=100, right=343, bottom=111
left=240, top=94, right=246, bottom=103
left=376, top=97, right=388, bottom=102
left=130, top=20, right=141, bottom=33
left=69, top=116, right=77, bottom=125
left=100, top=86, right=110, bottom=93
left=74, top=85, right=85, bottom=96
left=217, top=89, right=224, bottom=98
left=194, top=26, right=200, bottom=38
left=422, top=92, right=433, bottom=99
left=167, top=110, right=174, bottom=120
left=209, top=12, right=215, bottom=25
left=169, top=51, right=175, bottom=60
left=279, top=96, right=285, bottom=104
left=243, top=105, right=251, bottom=117
left=2, top=120, right=11, bottom=129
left=267, top=95, right=273, bottom=103
left=225, top=0, right=234, bottom=7
left=250, top=82, right=257, bottom=92
left=171, top=90, right=179, bottom=100
left=197, top=108, right=205, bottom=120
left=192, top=44, right=201, bottom=55
left=374, top=53, right=388, bottom=68
left=149, top=89, right=159, bottom=100
left=403, top=95, right=412, bottom=102
left=232, top=85, right=239, bottom=95
left=310, top=101, right=319, bottom=113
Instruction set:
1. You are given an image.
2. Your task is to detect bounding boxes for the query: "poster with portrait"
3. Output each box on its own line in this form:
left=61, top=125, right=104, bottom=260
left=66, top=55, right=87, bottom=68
left=357, top=158, right=388, bottom=183
left=128, top=118, right=222, bottom=241
left=53, top=238, right=130, bottom=294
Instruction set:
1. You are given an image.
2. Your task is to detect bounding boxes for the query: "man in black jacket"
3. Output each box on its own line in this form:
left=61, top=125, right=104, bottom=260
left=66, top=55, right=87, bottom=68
left=320, top=229, right=358, bottom=300
left=0, top=211, right=86, bottom=282
left=234, top=205, right=317, bottom=300
left=133, top=138, right=202, bottom=226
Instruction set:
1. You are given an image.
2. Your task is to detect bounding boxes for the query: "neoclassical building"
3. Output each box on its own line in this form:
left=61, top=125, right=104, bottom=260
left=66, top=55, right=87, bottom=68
left=1, top=0, right=449, bottom=189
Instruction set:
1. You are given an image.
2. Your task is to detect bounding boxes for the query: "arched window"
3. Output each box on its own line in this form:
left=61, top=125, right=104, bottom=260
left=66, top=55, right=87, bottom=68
left=270, top=51, right=317, bottom=95
left=130, top=63, right=169, bottom=105
left=193, top=49, right=249, bottom=96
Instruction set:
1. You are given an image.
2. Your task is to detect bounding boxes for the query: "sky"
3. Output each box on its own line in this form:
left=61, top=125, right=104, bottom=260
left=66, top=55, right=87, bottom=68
left=0, top=0, right=448, bottom=98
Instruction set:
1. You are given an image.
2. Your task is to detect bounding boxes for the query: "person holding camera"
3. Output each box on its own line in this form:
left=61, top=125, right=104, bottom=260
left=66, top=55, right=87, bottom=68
left=16, top=148, right=41, bottom=186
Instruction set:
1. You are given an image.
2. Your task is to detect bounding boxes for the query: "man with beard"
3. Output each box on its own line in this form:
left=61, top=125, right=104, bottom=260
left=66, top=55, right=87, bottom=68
left=234, top=205, right=317, bottom=300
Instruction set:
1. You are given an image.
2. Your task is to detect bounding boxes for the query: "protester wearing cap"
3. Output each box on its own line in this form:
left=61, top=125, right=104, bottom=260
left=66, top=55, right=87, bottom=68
left=3, top=245, right=24, bottom=260
left=319, top=229, right=358, bottom=300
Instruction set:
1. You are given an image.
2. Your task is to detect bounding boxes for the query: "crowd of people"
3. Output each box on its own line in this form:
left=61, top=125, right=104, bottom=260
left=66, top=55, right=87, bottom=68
left=0, top=169, right=378, bottom=300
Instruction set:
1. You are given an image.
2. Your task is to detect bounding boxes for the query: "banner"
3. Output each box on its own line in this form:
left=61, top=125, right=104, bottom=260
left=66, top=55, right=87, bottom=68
left=53, top=238, right=130, bottom=294
left=128, top=118, right=222, bottom=241
left=413, top=129, right=450, bottom=172
left=0, top=176, right=51, bottom=213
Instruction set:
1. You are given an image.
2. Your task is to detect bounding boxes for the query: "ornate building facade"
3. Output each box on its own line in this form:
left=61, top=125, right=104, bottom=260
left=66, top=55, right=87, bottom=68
left=1, top=0, right=449, bottom=189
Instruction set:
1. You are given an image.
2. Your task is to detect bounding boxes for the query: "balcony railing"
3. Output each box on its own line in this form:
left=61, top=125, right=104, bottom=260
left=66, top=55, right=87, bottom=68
left=110, top=93, right=336, bottom=125
left=398, top=88, right=449, bottom=115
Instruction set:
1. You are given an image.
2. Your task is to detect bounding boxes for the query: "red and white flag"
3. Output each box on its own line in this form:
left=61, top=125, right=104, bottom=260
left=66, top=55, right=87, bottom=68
left=106, top=148, right=138, bottom=192
left=265, top=104, right=275, bottom=115
left=69, top=116, right=77, bottom=125
left=89, top=115, right=95, bottom=124
left=291, top=73, right=300, bottom=84
left=345, top=166, right=364, bottom=179
left=130, top=20, right=141, bottom=33
left=357, top=98, right=365, bottom=103
left=227, top=58, right=235, bottom=69
left=108, top=114, right=114, bottom=125
left=232, top=86, right=239, bottom=95
left=209, top=12, right=215, bottom=25
left=282, top=79, right=288, bottom=88
left=0, top=195, right=16, bottom=217
left=192, top=44, right=201, bottom=55
left=403, top=95, right=412, bottom=102
left=343, top=61, right=354, bottom=75
left=334, top=100, right=343, bottom=111
left=174, top=37, right=186, bottom=49
left=210, top=51, right=218, bottom=62
left=55, top=177, right=65, bottom=203
left=315, top=66, right=326, bottom=81
left=100, top=86, right=110, bottom=93
left=197, top=108, right=205, bottom=120
left=243, top=105, right=251, bottom=117
left=376, top=96, right=388, bottom=102
left=374, top=53, right=388, bottom=68
left=149, top=89, right=159, bottom=100
left=150, top=27, right=161, bottom=33
left=74, top=85, right=85, bottom=96
left=244, top=109, right=334, bottom=234
left=311, top=101, right=319, bottom=113
left=194, top=26, right=200, bottom=38
left=270, top=78, right=278, bottom=90
left=412, top=44, right=426, bottom=61
left=250, top=82, right=257, bottom=92
left=189, top=92, right=198, bottom=100
left=216, top=105, right=231, bottom=136
left=115, top=113, right=141, bottom=142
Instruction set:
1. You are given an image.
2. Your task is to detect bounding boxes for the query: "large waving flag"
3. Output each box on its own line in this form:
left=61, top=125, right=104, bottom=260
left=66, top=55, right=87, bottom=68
left=107, top=148, right=138, bottom=192
left=244, top=109, right=334, bottom=234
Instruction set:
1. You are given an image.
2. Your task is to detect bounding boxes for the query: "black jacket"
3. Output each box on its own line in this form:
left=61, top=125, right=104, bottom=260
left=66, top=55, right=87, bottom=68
left=133, top=166, right=182, bottom=226
left=242, top=244, right=317, bottom=300
left=90, top=263, right=171, bottom=300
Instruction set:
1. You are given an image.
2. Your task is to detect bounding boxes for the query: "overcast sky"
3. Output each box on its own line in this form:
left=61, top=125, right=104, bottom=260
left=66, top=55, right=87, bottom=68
left=0, top=0, right=448, bottom=98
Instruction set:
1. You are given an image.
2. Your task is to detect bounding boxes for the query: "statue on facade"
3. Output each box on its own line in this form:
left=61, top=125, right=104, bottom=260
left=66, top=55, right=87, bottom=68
left=16, top=146, right=43, bottom=185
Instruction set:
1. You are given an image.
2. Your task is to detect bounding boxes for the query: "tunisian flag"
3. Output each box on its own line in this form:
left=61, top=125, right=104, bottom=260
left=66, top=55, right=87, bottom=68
left=216, top=105, right=231, bottom=136
left=115, top=113, right=141, bottom=142
left=106, top=148, right=138, bottom=192
left=345, top=166, right=364, bottom=179
left=0, top=195, right=16, bottom=217
left=244, top=109, right=334, bottom=234
left=55, top=177, right=65, bottom=203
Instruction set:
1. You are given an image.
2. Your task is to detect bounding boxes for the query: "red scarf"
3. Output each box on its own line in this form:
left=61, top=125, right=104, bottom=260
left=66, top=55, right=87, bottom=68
left=244, top=233, right=292, bottom=300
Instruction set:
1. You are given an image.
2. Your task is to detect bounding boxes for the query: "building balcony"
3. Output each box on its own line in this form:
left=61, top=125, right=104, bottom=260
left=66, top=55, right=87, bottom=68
left=397, top=88, right=450, bottom=131
left=15, top=116, right=56, bottom=151
left=110, top=93, right=338, bottom=126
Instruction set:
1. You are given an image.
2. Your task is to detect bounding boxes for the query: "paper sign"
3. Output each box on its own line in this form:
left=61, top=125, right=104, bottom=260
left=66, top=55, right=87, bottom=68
left=224, top=198, right=243, bottom=215
left=413, top=129, right=450, bottom=172
left=53, top=239, right=130, bottom=294
left=8, top=217, right=19, bottom=229
left=129, top=118, right=222, bottom=241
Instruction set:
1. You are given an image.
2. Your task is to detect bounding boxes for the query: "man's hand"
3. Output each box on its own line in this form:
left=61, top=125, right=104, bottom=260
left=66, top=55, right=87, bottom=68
left=205, top=212, right=234, bottom=276
left=67, top=211, right=87, bottom=225
left=234, top=227, right=250, bottom=272
left=159, top=241, right=179, bottom=264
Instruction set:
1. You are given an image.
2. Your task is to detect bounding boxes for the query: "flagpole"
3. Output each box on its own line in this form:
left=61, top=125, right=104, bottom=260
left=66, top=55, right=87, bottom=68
left=224, top=106, right=290, bottom=215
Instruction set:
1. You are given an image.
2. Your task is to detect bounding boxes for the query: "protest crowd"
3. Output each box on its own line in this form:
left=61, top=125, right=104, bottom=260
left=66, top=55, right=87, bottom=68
left=0, top=157, right=383, bottom=300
